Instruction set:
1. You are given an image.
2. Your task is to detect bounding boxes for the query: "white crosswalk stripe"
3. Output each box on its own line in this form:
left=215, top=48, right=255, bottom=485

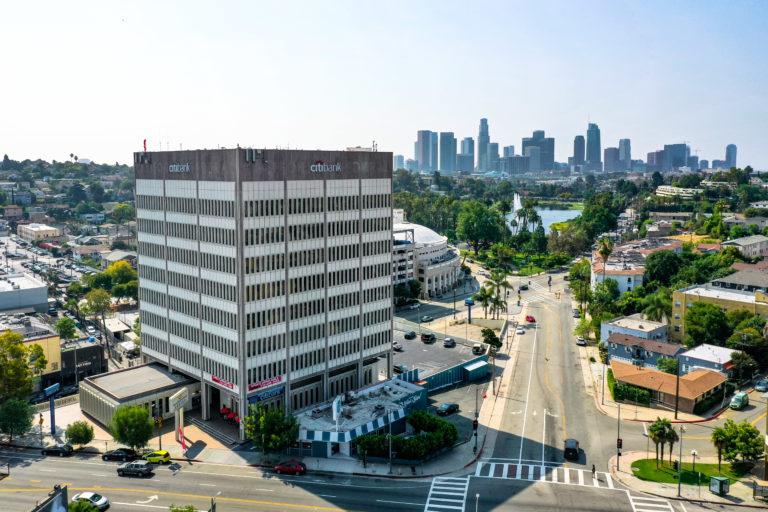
left=475, top=462, right=614, bottom=490
left=626, top=492, right=675, bottom=512
left=424, top=476, right=470, bottom=512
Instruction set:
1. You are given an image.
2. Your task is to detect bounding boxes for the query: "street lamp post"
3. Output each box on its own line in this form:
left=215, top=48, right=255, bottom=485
left=616, top=402, right=621, bottom=471
left=475, top=493, right=480, bottom=512
left=691, top=449, right=697, bottom=474
left=388, top=408, right=393, bottom=475
left=677, top=425, right=686, bottom=497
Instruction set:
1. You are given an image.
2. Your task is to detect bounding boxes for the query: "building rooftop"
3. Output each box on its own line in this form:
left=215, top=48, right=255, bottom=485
left=722, top=235, right=768, bottom=247
left=393, top=222, right=446, bottom=246
left=604, top=314, right=666, bottom=333
left=610, top=360, right=726, bottom=399
left=24, top=223, right=57, bottom=231
left=682, top=343, right=741, bottom=365
left=298, top=378, right=424, bottom=434
left=85, top=363, right=195, bottom=401
left=0, top=315, right=55, bottom=341
left=0, top=272, right=46, bottom=293
left=677, top=284, right=762, bottom=305
left=607, top=333, right=683, bottom=357
left=713, top=269, right=768, bottom=290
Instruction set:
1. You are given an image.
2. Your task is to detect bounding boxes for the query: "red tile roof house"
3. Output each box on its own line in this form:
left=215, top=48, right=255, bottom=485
left=610, top=360, right=727, bottom=414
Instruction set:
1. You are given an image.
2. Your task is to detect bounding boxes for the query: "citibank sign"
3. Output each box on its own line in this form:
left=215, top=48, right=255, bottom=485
left=169, top=163, right=191, bottom=173
left=310, top=161, right=341, bottom=173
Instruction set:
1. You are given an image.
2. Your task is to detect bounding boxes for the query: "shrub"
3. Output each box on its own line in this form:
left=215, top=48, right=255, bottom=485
left=614, top=384, right=650, bottom=405
left=606, top=368, right=617, bottom=399
left=354, top=411, right=458, bottom=461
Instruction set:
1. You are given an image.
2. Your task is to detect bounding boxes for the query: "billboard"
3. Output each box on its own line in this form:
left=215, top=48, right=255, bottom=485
left=31, top=485, right=68, bottom=512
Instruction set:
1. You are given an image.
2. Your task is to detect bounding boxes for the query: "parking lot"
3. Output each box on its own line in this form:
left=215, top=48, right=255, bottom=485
left=391, top=328, right=484, bottom=378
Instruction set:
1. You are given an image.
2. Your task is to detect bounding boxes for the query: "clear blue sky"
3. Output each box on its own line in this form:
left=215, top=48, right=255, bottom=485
left=2, top=1, right=766, bottom=168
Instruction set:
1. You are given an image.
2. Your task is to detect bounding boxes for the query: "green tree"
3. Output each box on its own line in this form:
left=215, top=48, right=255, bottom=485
left=718, top=419, right=765, bottom=463
left=111, top=203, right=136, bottom=223
left=648, top=417, right=667, bottom=468
left=109, top=405, right=154, bottom=451
left=568, top=258, right=592, bottom=314
left=483, top=270, right=510, bottom=319
left=0, top=398, right=33, bottom=442
left=0, top=331, right=42, bottom=402
left=481, top=328, right=501, bottom=349
left=168, top=506, right=197, bottom=512
left=641, top=291, right=672, bottom=323
left=243, top=406, right=299, bottom=458
left=456, top=201, right=506, bottom=253
left=573, top=318, right=592, bottom=340
left=666, top=425, right=679, bottom=465
left=683, top=302, right=731, bottom=348
left=656, top=357, right=678, bottom=375
left=596, top=237, right=614, bottom=283
left=643, top=250, right=685, bottom=287
left=712, top=425, right=728, bottom=473
left=730, top=351, right=758, bottom=380
left=55, top=316, right=77, bottom=342
left=66, top=420, right=95, bottom=447
left=472, top=287, right=492, bottom=318
left=69, top=500, right=99, bottom=512
left=85, top=288, right=111, bottom=338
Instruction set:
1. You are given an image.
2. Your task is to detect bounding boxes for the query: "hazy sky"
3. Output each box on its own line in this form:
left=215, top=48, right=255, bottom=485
left=2, top=1, right=767, bottom=168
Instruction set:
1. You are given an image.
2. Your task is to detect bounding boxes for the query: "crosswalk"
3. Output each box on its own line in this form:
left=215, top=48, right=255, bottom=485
left=424, top=476, right=470, bottom=512
left=627, top=493, right=675, bottom=512
left=474, top=462, right=614, bottom=489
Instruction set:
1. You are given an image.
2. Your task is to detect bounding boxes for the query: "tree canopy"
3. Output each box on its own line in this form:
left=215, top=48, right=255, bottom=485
left=456, top=201, right=507, bottom=253
left=242, top=406, right=299, bottom=457
left=0, top=398, right=33, bottom=442
left=713, top=419, right=764, bottom=463
left=683, top=302, right=730, bottom=348
left=109, top=405, right=154, bottom=451
left=0, top=330, right=46, bottom=402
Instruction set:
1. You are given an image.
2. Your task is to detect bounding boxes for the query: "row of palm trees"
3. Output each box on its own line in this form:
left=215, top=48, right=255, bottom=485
left=472, top=270, right=511, bottom=319
left=648, top=417, right=679, bottom=469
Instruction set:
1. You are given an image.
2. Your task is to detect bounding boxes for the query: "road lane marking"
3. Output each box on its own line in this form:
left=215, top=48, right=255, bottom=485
left=380, top=499, right=424, bottom=506
left=199, top=483, right=216, bottom=487
left=517, top=321, right=539, bottom=463
left=318, top=494, right=336, bottom=498
left=112, top=503, right=171, bottom=510
left=542, top=302, right=568, bottom=444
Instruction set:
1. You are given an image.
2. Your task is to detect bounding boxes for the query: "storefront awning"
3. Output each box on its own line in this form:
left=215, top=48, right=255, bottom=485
left=300, top=407, right=407, bottom=444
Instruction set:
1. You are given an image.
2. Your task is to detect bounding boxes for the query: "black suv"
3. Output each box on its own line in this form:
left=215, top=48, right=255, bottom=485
left=117, top=460, right=154, bottom=477
left=103, top=448, right=138, bottom=462
left=421, top=333, right=436, bottom=343
left=42, top=444, right=73, bottom=457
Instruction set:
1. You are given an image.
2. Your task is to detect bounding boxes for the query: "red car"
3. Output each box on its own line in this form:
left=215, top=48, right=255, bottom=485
left=274, top=460, right=307, bottom=475
left=525, top=315, right=536, bottom=323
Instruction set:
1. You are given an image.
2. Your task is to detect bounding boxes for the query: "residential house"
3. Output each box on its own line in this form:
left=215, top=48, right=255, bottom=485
left=722, top=216, right=768, bottom=231
left=696, top=243, right=721, bottom=254
left=732, top=261, right=768, bottom=272
left=649, top=212, right=693, bottom=223
left=601, top=313, right=669, bottom=342
left=646, top=221, right=673, bottom=238
left=72, top=244, right=110, bottom=262
left=721, top=235, right=768, bottom=259
left=3, top=205, right=22, bottom=219
left=591, top=238, right=682, bottom=295
left=80, top=213, right=106, bottom=224
left=679, top=343, right=743, bottom=377
left=711, top=268, right=768, bottom=293
left=101, top=250, right=137, bottom=269
left=671, top=285, right=768, bottom=341
left=605, top=333, right=684, bottom=370
left=609, top=360, right=727, bottom=414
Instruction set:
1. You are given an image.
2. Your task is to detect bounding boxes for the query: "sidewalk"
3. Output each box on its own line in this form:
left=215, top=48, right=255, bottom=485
left=611, top=451, right=768, bottom=508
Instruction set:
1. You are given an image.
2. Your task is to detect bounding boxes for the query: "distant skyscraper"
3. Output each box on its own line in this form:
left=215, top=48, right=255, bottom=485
left=687, top=155, right=698, bottom=172
left=618, top=139, right=631, bottom=170
left=430, top=132, right=438, bottom=172
left=522, top=130, right=555, bottom=170
left=477, top=118, right=490, bottom=171
left=405, top=159, right=418, bottom=171
left=725, top=144, right=737, bottom=168
left=604, top=147, right=620, bottom=172
left=461, top=137, right=475, bottom=166
left=488, top=143, right=500, bottom=172
left=586, top=124, right=602, bottom=171
left=393, top=155, right=405, bottom=170
left=573, top=135, right=585, bottom=165
left=456, top=154, right=474, bottom=171
left=416, top=130, right=432, bottom=171
left=663, top=144, right=688, bottom=172
left=503, top=146, right=515, bottom=158
left=439, top=132, right=457, bottom=173
left=699, top=159, right=709, bottom=170
left=525, top=146, right=541, bottom=173
left=647, top=150, right=665, bottom=173
left=712, top=159, right=727, bottom=169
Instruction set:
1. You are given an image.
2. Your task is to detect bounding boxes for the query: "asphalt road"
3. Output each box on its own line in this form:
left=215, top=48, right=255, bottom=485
left=0, top=449, right=433, bottom=512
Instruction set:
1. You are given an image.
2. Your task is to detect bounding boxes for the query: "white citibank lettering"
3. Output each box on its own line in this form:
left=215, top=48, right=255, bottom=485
left=310, top=161, right=341, bottom=173
left=169, top=163, right=191, bottom=173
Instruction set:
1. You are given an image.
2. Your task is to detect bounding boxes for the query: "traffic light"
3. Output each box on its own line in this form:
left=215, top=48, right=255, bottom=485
left=617, top=438, right=622, bottom=449
left=473, top=420, right=478, bottom=430
left=673, top=460, right=679, bottom=471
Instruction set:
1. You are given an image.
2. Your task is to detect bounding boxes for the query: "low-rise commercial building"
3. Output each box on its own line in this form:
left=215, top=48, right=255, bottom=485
left=0, top=272, right=48, bottom=313
left=18, top=223, right=60, bottom=242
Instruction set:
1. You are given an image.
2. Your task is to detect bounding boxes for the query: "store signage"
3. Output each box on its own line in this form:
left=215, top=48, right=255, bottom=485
left=310, top=161, right=341, bottom=173
left=169, top=387, right=189, bottom=412
left=250, top=386, right=285, bottom=403
left=169, top=163, right=191, bottom=173
left=248, top=376, right=282, bottom=392
left=76, top=361, right=92, bottom=368
left=211, top=375, right=234, bottom=390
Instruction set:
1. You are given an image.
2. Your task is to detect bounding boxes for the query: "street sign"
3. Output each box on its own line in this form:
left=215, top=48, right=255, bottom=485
left=43, top=383, right=60, bottom=397
left=169, top=388, right=188, bottom=412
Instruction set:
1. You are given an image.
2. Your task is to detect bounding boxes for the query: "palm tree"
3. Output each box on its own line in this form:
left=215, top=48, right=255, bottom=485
left=648, top=417, right=668, bottom=469
left=597, top=237, right=614, bottom=283
left=642, top=292, right=672, bottom=323
left=472, top=288, right=492, bottom=318
left=484, top=271, right=511, bottom=319
left=666, top=426, right=679, bottom=465
left=711, top=426, right=728, bottom=473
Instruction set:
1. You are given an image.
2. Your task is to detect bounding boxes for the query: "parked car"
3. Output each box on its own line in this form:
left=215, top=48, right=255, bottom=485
left=86, top=325, right=96, bottom=335
left=143, top=450, right=171, bottom=464
left=443, top=338, right=456, bottom=348
left=407, top=303, right=420, bottom=310
left=404, top=331, right=417, bottom=340
left=730, top=392, right=749, bottom=410
left=573, top=310, right=581, bottom=319
left=756, top=380, right=768, bottom=392
left=103, top=448, right=137, bottom=462
left=436, top=403, right=459, bottom=416
left=421, top=315, right=433, bottom=322
left=72, top=492, right=110, bottom=511
left=117, top=460, right=154, bottom=477
left=393, top=364, right=408, bottom=374
left=516, top=327, right=525, bottom=335
left=564, top=438, right=580, bottom=460
left=525, top=315, right=536, bottom=323
left=42, top=443, right=73, bottom=457
left=472, top=343, right=485, bottom=355
left=519, top=284, right=529, bottom=290
left=576, top=337, right=586, bottom=346
left=421, top=333, right=436, bottom=343
left=392, top=342, right=403, bottom=352
left=274, top=460, right=307, bottom=475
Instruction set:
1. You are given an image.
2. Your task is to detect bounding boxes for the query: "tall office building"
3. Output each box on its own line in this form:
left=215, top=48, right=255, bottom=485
left=461, top=137, right=475, bottom=166
left=393, top=155, right=405, bottom=170
left=687, top=155, right=699, bottom=172
left=416, top=130, right=432, bottom=171
left=586, top=123, right=602, bottom=171
left=573, top=136, right=585, bottom=165
left=525, top=147, right=541, bottom=173
left=503, top=146, right=515, bottom=158
left=456, top=154, right=474, bottom=171
left=725, top=144, right=737, bottom=168
left=647, top=150, right=665, bottom=173
left=604, top=147, right=620, bottom=172
left=477, top=118, right=490, bottom=171
left=521, top=130, right=555, bottom=171
left=135, top=148, right=393, bottom=437
left=487, top=143, right=500, bottom=172
left=430, top=132, right=438, bottom=172
left=663, top=144, right=688, bottom=172
left=699, top=159, right=709, bottom=170
left=439, top=132, right=457, bottom=173
left=618, top=139, right=631, bottom=170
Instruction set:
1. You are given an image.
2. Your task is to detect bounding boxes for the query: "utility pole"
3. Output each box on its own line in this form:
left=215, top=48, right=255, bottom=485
left=388, top=408, right=393, bottom=474
left=453, top=289, right=456, bottom=319
left=617, top=402, right=621, bottom=471
left=677, top=425, right=685, bottom=497
left=674, top=358, right=680, bottom=419
left=474, top=387, right=479, bottom=453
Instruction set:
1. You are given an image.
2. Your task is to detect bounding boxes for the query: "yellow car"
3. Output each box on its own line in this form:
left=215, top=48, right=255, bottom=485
left=143, top=450, right=171, bottom=464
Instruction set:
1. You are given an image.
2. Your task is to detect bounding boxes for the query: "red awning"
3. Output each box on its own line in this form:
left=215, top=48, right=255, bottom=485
left=723, top=363, right=734, bottom=370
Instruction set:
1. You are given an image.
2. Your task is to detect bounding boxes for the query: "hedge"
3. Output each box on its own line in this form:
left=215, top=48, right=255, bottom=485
left=614, top=384, right=650, bottom=405
left=693, top=383, right=736, bottom=415
left=606, top=368, right=617, bottom=399
left=353, top=411, right=458, bottom=462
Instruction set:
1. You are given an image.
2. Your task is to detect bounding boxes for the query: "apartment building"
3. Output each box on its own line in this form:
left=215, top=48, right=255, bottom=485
left=134, top=148, right=393, bottom=439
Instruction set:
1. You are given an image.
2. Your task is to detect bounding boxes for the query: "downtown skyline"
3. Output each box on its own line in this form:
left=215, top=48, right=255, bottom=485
left=0, top=1, right=766, bottom=169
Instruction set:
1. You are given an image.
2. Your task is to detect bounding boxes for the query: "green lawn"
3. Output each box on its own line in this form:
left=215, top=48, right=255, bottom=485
left=631, top=458, right=750, bottom=485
